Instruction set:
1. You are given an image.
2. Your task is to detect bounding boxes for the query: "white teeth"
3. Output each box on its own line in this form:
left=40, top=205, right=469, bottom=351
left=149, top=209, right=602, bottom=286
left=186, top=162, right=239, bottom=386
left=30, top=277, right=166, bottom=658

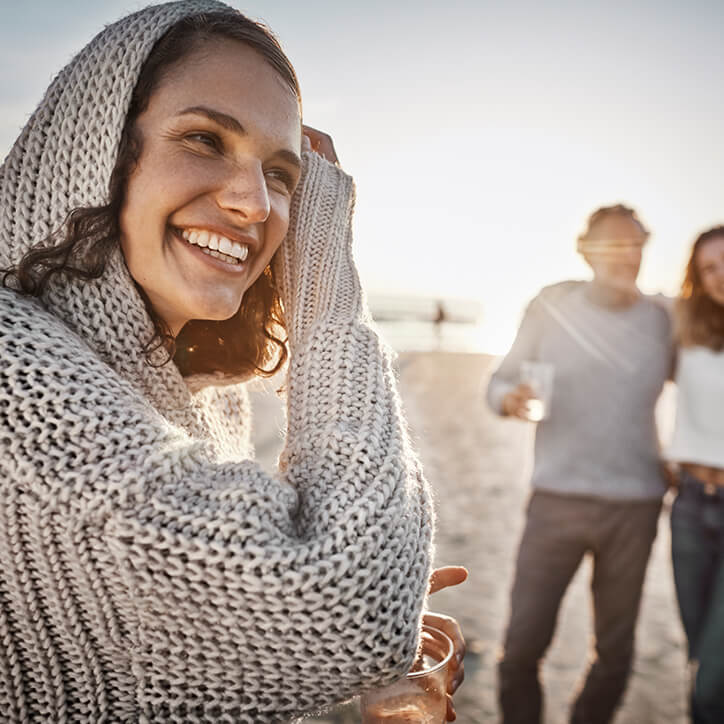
left=231, top=241, right=248, bottom=261
left=202, top=248, right=238, bottom=264
left=181, top=228, right=249, bottom=264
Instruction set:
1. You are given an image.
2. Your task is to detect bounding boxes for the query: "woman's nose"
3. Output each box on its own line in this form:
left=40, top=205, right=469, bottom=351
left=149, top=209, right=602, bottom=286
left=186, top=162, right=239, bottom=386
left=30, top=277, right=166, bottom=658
left=217, top=163, right=270, bottom=224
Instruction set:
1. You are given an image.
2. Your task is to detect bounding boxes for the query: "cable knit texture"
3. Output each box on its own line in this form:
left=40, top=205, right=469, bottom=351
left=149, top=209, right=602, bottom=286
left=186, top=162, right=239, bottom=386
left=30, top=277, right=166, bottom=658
left=0, top=2, right=434, bottom=722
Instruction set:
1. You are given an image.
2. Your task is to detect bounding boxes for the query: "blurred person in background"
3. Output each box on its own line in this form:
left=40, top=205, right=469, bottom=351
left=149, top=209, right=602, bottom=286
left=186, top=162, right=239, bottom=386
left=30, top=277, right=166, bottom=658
left=486, top=204, right=673, bottom=724
left=665, top=226, right=724, bottom=724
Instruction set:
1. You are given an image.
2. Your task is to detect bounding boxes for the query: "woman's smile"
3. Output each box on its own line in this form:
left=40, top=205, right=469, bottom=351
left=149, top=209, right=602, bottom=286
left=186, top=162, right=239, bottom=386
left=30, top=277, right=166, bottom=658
left=119, top=37, right=302, bottom=336
left=171, top=226, right=253, bottom=273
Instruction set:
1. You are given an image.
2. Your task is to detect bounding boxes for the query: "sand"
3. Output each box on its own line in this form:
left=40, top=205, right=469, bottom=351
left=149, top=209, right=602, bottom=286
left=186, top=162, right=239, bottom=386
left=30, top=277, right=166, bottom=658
left=248, top=352, right=689, bottom=724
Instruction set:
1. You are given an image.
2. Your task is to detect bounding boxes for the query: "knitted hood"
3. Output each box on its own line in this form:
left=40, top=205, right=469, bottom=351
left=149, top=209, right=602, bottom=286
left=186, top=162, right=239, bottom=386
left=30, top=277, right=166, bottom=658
left=0, top=0, right=237, bottom=412
left=0, top=10, right=436, bottom=717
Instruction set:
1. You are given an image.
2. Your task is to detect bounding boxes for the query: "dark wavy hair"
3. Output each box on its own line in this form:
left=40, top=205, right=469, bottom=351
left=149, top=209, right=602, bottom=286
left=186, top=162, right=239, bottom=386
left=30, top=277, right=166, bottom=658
left=675, top=226, right=724, bottom=351
left=2, top=11, right=301, bottom=378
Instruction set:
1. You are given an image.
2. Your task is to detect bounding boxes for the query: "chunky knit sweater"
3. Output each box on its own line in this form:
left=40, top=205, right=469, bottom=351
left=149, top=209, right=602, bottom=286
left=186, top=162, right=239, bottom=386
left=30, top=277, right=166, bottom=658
left=0, top=2, right=434, bottom=722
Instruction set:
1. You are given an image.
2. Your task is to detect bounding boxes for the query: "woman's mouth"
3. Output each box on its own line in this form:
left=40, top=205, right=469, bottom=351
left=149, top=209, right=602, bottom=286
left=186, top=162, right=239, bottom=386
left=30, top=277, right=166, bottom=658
left=176, top=227, right=249, bottom=266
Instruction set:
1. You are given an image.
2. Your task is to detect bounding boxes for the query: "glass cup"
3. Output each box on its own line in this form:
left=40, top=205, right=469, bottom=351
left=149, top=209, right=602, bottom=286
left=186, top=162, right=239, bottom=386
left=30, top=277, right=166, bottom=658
left=520, top=360, right=554, bottom=422
left=360, top=625, right=453, bottom=724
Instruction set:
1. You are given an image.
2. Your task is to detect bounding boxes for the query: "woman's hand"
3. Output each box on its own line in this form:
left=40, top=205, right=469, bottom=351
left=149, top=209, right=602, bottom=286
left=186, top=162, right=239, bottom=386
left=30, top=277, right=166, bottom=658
left=427, top=566, right=468, bottom=721
left=662, top=461, right=680, bottom=490
left=501, top=383, right=536, bottom=419
left=302, top=124, right=339, bottom=164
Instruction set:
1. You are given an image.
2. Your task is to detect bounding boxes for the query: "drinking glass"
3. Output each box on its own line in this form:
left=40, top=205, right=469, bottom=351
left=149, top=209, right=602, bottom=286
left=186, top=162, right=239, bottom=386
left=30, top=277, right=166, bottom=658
left=360, top=625, right=453, bottom=724
left=520, top=360, right=554, bottom=422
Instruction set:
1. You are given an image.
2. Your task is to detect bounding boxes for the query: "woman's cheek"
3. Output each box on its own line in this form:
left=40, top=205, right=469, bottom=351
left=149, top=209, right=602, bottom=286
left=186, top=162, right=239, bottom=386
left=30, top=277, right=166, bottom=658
left=271, top=199, right=291, bottom=247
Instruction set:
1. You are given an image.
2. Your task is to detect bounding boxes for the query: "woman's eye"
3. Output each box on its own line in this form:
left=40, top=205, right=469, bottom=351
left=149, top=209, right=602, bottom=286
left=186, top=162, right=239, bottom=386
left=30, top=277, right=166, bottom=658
left=186, top=132, right=220, bottom=151
left=265, top=168, right=295, bottom=194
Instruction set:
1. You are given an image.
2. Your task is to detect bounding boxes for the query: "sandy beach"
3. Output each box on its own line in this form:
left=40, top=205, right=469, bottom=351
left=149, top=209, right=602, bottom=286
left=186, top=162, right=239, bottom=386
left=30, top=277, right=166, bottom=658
left=248, top=351, right=689, bottom=724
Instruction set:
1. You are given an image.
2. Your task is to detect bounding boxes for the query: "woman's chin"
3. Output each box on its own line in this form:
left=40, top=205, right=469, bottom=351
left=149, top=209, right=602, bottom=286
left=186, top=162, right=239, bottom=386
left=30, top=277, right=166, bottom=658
left=183, top=298, right=243, bottom=325
left=196, top=308, right=241, bottom=324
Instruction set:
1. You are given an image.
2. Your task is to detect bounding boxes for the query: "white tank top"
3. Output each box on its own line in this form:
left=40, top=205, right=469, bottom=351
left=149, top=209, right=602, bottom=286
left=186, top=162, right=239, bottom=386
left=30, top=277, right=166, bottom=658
left=666, top=345, right=724, bottom=468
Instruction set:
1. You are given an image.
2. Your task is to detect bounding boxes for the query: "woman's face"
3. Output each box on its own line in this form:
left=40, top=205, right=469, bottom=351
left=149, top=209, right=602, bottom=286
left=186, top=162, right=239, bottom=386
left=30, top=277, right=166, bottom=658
left=581, top=214, right=646, bottom=292
left=120, top=38, right=302, bottom=336
left=696, top=235, right=724, bottom=307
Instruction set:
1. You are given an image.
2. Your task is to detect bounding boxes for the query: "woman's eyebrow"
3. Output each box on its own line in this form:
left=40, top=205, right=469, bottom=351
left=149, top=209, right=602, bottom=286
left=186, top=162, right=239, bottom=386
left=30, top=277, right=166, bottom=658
left=177, top=105, right=246, bottom=135
left=274, top=149, right=302, bottom=170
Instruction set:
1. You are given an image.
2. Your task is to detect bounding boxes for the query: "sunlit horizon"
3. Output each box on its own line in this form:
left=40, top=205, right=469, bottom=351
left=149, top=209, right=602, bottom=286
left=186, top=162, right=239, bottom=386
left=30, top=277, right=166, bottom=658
left=3, top=0, right=722, bottom=355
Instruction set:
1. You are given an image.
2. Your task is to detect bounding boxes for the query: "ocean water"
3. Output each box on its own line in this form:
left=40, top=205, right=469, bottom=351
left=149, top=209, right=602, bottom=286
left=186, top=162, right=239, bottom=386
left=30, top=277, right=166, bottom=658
left=374, top=318, right=489, bottom=354
left=369, top=294, right=487, bottom=354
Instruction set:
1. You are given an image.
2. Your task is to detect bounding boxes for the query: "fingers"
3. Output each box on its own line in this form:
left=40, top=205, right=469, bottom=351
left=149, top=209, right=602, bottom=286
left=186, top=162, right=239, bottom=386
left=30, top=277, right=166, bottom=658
left=502, top=383, right=536, bottom=419
left=662, top=461, right=680, bottom=489
left=422, top=612, right=465, bottom=695
left=446, top=694, right=457, bottom=721
left=429, top=566, right=468, bottom=594
left=426, top=611, right=464, bottom=722
left=426, top=571, right=467, bottom=720
left=302, top=124, right=339, bottom=164
left=517, top=382, right=535, bottom=398
left=426, top=569, right=467, bottom=698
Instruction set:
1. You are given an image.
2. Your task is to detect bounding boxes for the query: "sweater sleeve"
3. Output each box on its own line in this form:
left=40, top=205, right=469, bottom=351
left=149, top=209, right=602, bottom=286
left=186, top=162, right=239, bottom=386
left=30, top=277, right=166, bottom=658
left=486, top=292, right=545, bottom=415
left=0, top=156, right=433, bottom=722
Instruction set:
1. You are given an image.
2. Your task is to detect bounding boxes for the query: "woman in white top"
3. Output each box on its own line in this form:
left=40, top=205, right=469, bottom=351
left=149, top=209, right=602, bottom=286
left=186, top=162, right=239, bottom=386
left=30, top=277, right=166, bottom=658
left=667, top=226, right=724, bottom=724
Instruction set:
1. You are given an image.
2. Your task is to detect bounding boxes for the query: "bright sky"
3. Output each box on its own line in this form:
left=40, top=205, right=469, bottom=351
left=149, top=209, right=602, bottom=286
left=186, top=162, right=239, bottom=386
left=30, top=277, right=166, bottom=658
left=2, top=0, right=723, bottom=352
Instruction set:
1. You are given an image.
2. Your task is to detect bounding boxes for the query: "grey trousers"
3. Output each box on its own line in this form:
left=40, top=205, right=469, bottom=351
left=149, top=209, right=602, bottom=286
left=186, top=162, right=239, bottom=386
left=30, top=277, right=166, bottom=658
left=498, top=489, right=661, bottom=724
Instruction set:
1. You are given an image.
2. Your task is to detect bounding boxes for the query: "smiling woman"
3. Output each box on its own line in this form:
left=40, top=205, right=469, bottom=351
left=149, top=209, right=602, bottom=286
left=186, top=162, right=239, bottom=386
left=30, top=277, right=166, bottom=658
left=665, top=226, right=724, bottom=721
left=118, top=33, right=303, bottom=366
left=0, top=2, right=449, bottom=722
left=6, top=12, right=304, bottom=380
